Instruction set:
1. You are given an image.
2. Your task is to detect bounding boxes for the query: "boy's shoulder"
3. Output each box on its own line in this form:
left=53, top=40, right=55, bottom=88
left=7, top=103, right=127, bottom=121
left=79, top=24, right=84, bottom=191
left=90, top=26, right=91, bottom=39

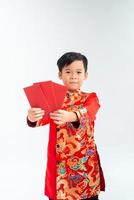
left=81, top=91, right=98, bottom=98
left=81, top=91, right=100, bottom=105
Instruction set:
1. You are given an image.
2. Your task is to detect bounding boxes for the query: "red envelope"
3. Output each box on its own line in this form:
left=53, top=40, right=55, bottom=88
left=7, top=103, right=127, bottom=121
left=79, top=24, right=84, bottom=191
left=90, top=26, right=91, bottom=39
left=23, top=84, right=51, bottom=116
left=52, top=82, right=68, bottom=110
left=34, top=81, right=56, bottom=112
left=34, top=81, right=67, bottom=111
left=23, top=81, right=68, bottom=116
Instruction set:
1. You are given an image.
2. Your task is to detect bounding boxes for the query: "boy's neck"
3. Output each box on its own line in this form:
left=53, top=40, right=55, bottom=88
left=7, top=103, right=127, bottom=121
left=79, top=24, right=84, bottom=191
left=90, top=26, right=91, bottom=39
left=68, top=88, right=80, bottom=92
left=67, top=89, right=81, bottom=96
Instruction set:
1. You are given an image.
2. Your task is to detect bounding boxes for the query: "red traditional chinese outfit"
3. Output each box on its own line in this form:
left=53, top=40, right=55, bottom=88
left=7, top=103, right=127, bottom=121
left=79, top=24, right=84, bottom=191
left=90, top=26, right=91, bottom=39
left=35, top=90, right=105, bottom=200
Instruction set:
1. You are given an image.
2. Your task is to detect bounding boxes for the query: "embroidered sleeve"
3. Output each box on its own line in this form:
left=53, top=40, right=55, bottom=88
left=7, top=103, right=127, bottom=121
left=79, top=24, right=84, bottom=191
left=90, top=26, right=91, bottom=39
left=76, top=93, right=100, bottom=122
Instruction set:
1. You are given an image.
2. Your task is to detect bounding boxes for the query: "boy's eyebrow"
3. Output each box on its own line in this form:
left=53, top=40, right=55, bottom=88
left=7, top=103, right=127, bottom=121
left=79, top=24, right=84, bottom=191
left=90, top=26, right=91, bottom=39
left=64, top=68, right=83, bottom=71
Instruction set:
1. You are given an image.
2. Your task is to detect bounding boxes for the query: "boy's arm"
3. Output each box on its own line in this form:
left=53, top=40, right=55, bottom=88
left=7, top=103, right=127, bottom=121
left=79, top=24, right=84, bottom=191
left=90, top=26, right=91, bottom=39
left=27, top=108, right=50, bottom=127
left=27, top=116, right=37, bottom=127
left=76, top=93, right=100, bottom=122
left=27, top=115, right=51, bottom=127
left=71, top=93, right=100, bottom=128
left=49, top=93, right=100, bottom=127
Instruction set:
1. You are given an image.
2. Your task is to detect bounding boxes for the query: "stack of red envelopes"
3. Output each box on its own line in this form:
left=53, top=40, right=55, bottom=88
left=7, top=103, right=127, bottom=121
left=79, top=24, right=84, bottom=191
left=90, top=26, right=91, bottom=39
left=23, top=81, right=68, bottom=116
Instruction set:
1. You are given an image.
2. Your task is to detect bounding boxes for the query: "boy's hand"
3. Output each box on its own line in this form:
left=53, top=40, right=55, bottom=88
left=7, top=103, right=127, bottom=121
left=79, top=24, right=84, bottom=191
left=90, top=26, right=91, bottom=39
left=50, top=109, right=77, bottom=125
left=28, top=108, right=45, bottom=122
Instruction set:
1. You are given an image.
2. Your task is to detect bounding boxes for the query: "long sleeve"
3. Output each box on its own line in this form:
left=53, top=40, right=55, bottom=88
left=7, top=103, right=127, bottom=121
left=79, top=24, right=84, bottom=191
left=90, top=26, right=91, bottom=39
left=71, top=93, right=100, bottom=129
left=84, top=92, right=100, bottom=122
left=27, top=115, right=51, bottom=127
left=27, top=117, right=37, bottom=127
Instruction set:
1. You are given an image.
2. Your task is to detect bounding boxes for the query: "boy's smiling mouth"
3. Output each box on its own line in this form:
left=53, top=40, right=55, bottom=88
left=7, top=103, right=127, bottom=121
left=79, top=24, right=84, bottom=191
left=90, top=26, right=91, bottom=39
left=70, top=82, right=78, bottom=84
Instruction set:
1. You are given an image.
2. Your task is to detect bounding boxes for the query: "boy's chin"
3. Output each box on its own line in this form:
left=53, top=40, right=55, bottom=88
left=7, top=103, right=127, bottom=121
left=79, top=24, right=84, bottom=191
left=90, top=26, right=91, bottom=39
left=68, top=86, right=80, bottom=91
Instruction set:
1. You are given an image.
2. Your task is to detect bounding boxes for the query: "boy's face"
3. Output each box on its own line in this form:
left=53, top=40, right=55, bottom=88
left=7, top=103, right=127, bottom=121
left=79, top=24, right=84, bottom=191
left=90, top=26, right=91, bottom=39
left=58, top=60, right=88, bottom=91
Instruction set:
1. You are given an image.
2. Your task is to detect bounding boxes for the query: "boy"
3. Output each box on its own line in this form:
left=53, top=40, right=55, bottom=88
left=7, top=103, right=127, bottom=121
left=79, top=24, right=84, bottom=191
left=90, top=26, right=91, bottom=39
left=27, top=52, right=105, bottom=200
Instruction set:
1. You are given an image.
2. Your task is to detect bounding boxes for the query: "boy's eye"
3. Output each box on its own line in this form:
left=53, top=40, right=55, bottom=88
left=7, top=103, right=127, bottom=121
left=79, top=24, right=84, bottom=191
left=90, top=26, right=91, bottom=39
left=65, top=71, right=82, bottom=74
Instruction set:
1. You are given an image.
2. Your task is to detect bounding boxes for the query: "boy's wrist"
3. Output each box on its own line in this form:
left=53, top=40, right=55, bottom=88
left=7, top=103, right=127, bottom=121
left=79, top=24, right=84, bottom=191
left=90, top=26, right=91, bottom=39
left=27, top=116, right=37, bottom=127
left=70, top=112, right=79, bottom=122
left=70, top=112, right=80, bottom=129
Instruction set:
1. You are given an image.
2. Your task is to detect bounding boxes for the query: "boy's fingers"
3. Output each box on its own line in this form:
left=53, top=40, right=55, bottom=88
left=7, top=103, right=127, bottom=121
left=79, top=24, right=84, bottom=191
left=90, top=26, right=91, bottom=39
left=28, top=108, right=44, bottom=122
left=50, top=115, right=61, bottom=120
left=50, top=112, right=62, bottom=117
left=54, top=120, right=64, bottom=125
left=31, top=108, right=44, bottom=113
left=53, top=109, right=63, bottom=114
left=34, top=111, right=45, bottom=115
left=50, top=113, right=57, bottom=117
left=31, top=108, right=42, bottom=111
left=50, top=116, right=61, bottom=121
left=36, top=116, right=43, bottom=121
left=35, top=113, right=44, bottom=118
left=32, top=109, right=43, bottom=111
left=30, top=109, right=44, bottom=114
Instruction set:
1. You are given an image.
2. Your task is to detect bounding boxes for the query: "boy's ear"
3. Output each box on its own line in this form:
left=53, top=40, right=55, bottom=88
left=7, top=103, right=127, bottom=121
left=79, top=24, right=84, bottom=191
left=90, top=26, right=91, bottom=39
left=58, top=71, right=62, bottom=79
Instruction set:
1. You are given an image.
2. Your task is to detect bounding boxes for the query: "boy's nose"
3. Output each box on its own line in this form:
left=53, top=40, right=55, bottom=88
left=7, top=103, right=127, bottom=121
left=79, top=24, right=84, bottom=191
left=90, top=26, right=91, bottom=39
left=71, top=73, right=77, bottom=79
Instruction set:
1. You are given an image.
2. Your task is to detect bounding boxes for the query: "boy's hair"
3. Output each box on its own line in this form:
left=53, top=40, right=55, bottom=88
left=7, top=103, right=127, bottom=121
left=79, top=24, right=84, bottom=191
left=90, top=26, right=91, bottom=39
left=57, top=52, right=88, bottom=72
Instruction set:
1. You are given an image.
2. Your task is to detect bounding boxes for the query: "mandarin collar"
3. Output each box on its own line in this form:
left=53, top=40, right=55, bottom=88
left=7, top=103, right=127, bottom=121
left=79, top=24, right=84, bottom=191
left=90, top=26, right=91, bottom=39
left=66, top=89, right=81, bottom=97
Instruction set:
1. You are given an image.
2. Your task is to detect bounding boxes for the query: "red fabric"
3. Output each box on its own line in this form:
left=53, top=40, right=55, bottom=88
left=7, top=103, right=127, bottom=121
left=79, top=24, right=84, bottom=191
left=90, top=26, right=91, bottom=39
left=23, top=84, right=51, bottom=115
left=45, top=120, right=57, bottom=199
left=34, top=81, right=56, bottom=112
left=96, top=150, right=105, bottom=191
left=24, top=81, right=67, bottom=116
left=85, top=92, right=100, bottom=122
left=38, top=118, right=57, bottom=199
left=38, top=91, right=105, bottom=199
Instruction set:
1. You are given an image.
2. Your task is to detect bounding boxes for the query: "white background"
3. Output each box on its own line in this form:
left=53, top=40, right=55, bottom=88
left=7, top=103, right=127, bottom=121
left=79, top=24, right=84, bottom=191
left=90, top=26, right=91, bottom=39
left=0, top=0, right=134, bottom=199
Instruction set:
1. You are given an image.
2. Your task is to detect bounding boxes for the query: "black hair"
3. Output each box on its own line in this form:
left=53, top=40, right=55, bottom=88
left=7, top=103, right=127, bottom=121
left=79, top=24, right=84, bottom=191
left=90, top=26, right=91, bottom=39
left=57, top=52, right=88, bottom=72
